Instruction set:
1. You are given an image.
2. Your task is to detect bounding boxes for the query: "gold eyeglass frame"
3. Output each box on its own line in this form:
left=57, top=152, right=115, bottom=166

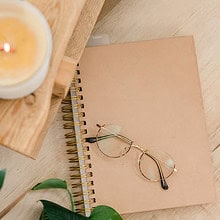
left=86, top=124, right=177, bottom=190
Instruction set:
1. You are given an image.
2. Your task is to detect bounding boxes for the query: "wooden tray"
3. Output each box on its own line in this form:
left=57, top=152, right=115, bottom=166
left=0, top=0, right=105, bottom=159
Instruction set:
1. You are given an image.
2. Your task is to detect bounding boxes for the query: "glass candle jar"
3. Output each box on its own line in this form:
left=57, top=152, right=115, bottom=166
left=0, top=0, right=53, bottom=99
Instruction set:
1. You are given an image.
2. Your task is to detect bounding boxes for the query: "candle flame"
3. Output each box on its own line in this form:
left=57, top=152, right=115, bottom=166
left=3, top=43, right=11, bottom=53
left=0, top=43, right=15, bottom=53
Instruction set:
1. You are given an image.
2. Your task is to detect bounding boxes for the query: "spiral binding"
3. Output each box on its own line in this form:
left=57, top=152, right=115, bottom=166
left=61, top=68, right=95, bottom=216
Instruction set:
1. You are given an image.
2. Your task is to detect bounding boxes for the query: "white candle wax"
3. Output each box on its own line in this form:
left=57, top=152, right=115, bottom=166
left=0, top=0, right=52, bottom=99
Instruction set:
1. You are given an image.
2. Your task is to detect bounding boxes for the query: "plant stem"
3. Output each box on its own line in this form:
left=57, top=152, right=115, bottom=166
left=67, top=187, right=75, bottom=212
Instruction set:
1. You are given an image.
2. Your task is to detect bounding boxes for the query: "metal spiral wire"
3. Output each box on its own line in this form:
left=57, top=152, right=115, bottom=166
left=61, top=68, right=95, bottom=216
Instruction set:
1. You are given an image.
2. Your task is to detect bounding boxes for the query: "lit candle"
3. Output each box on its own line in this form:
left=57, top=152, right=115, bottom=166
left=0, top=0, right=52, bottom=99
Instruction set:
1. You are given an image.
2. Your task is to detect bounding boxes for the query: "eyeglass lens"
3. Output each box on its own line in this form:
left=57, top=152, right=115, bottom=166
left=139, top=148, right=175, bottom=181
left=96, top=124, right=131, bottom=158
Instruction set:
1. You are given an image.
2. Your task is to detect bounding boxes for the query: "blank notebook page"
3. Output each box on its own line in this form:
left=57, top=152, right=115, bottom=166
left=78, top=36, right=215, bottom=214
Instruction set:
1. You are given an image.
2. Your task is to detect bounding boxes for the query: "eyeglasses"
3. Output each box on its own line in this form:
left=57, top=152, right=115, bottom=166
left=85, top=124, right=177, bottom=190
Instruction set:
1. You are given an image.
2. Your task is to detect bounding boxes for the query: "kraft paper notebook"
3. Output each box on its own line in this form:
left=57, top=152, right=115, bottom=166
left=61, top=36, right=215, bottom=216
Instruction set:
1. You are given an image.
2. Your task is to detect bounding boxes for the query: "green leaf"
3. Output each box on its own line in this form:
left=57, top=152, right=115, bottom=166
left=0, top=169, right=6, bottom=190
left=89, top=205, right=123, bottom=220
left=39, top=210, right=48, bottom=220
left=32, top=178, right=75, bottom=212
left=32, top=178, right=67, bottom=190
left=39, top=200, right=88, bottom=220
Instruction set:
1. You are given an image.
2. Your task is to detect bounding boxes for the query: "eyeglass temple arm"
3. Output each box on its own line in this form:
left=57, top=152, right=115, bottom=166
left=85, top=133, right=132, bottom=144
left=86, top=124, right=133, bottom=145
left=145, top=152, right=169, bottom=190
left=85, top=134, right=116, bottom=143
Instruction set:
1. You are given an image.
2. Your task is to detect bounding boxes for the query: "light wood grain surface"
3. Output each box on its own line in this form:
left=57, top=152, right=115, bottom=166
left=0, top=0, right=87, bottom=158
left=1, top=0, right=220, bottom=219
left=31, top=0, right=105, bottom=160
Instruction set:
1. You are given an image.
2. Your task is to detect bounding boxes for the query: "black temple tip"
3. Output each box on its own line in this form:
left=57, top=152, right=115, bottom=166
left=85, top=137, right=97, bottom=143
left=161, top=179, right=169, bottom=190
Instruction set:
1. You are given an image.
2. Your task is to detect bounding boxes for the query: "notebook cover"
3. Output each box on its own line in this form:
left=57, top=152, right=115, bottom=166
left=78, top=36, right=216, bottom=214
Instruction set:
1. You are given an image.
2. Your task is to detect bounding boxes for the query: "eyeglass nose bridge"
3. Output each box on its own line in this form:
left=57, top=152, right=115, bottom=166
left=131, top=143, right=145, bottom=152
